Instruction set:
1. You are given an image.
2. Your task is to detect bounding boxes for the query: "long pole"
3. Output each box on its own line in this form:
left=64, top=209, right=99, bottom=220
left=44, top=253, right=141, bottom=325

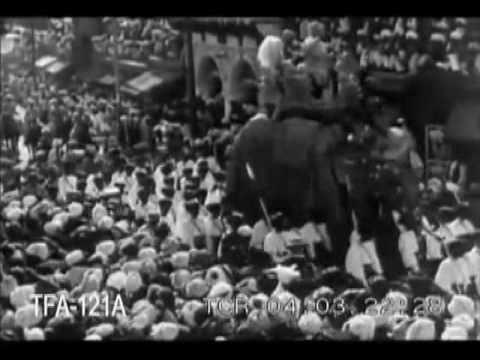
left=31, top=19, right=37, bottom=90
left=0, top=19, right=5, bottom=152
left=184, top=19, right=196, bottom=138
left=110, top=19, right=127, bottom=148
left=113, top=29, right=120, bottom=110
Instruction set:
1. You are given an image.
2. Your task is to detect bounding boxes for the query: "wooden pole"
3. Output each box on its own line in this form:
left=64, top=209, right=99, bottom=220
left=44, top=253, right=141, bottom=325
left=31, top=19, right=37, bottom=90
left=107, top=18, right=127, bottom=148
left=0, top=19, right=6, bottom=150
left=183, top=19, right=196, bottom=138
left=113, top=28, right=120, bottom=111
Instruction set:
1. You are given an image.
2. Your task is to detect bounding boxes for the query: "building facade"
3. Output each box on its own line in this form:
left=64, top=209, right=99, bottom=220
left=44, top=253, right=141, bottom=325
left=185, top=18, right=286, bottom=101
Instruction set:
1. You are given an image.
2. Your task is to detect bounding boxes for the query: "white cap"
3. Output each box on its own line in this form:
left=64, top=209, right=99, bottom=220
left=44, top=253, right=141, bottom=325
left=430, top=33, right=446, bottom=43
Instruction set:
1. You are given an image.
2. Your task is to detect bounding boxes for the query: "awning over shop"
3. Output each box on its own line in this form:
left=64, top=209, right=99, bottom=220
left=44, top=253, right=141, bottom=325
left=35, top=55, right=57, bottom=69
left=46, top=60, right=70, bottom=75
left=120, top=69, right=184, bottom=98
left=119, top=59, right=148, bottom=70
left=126, top=71, right=164, bottom=94
left=96, top=74, right=116, bottom=86
left=120, top=85, right=141, bottom=97
left=104, top=57, right=148, bottom=72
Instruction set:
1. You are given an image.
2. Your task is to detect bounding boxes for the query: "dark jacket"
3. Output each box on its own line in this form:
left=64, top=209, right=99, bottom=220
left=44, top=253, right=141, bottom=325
left=218, top=231, right=249, bottom=268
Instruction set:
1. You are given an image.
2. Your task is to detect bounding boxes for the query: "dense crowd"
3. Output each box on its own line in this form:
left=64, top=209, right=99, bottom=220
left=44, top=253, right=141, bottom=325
left=92, top=18, right=182, bottom=61
left=288, top=17, right=480, bottom=76
left=1, top=18, right=480, bottom=341
left=4, top=19, right=74, bottom=62
left=3, top=17, right=182, bottom=66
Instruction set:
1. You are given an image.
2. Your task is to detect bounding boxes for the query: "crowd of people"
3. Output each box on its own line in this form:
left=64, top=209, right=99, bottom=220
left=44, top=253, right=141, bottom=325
left=3, top=17, right=182, bottom=71
left=3, top=18, right=74, bottom=63
left=92, top=18, right=182, bottom=62
left=1, top=17, right=480, bottom=341
left=286, top=17, right=480, bottom=76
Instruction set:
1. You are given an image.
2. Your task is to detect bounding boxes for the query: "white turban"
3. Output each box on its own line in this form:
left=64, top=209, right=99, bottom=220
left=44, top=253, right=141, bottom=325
left=131, top=304, right=158, bottom=331
left=88, top=323, right=115, bottom=338
left=185, top=278, right=210, bottom=299
left=131, top=299, right=153, bottom=316
left=298, top=311, right=325, bottom=336
left=171, top=251, right=190, bottom=269
left=170, top=269, right=192, bottom=291
left=1, top=191, right=20, bottom=204
left=271, top=291, right=301, bottom=324
left=125, top=271, right=143, bottom=294
left=451, top=313, right=475, bottom=332
left=10, top=284, right=36, bottom=309
left=237, top=225, right=253, bottom=237
left=342, top=314, right=376, bottom=341
left=24, top=327, right=45, bottom=341
left=26, top=242, right=49, bottom=261
left=95, top=240, right=116, bottom=257
left=15, top=304, right=43, bottom=328
left=5, top=206, right=24, bottom=221
left=405, top=318, right=436, bottom=340
left=150, top=322, right=180, bottom=341
left=52, top=211, right=70, bottom=225
left=88, top=252, right=108, bottom=266
left=114, top=220, right=130, bottom=234
left=81, top=269, right=103, bottom=293
left=267, top=264, right=301, bottom=286
left=106, top=271, right=127, bottom=291
left=208, top=281, right=233, bottom=299
left=92, top=203, right=108, bottom=224
left=1, top=310, right=16, bottom=330
left=441, top=326, right=468, bottom=340
left=121, top=260, right=142, bottom=274
left=67, top=202, right=84, bottom=218
left=85, top=334, right=102, bottom=341
left=65, top=249, right=84, bottom=266
left=257, top=35, right=284, bottom=69
left=181, top=300, right=204, bottom=327
left=22, top=195, right=38, bottom=209
left=380, top=29, right=393, bottom=38
left=246, top=308, right=272, bottom=333
left=205, top=265, right=232, bottom=286
left=98, top=215, right=114, bottom=230
left=383, top=291, right=409, bottom=315
left=430, top=33, right=446, bottom=43
left=44, top=220, right=62, bottom=236
left=205, top=189, right=222, bottom=206
left=138, top=247, right=157, bottom=260
left=405, top=30, right=418, bottom=40
left=448, top=295, right=475, bottom=317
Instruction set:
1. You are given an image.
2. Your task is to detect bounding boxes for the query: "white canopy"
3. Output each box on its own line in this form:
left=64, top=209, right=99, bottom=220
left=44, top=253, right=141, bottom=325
left=35, top=55, right=57, bottom=69
left=126, top=71, right=163, bottom=94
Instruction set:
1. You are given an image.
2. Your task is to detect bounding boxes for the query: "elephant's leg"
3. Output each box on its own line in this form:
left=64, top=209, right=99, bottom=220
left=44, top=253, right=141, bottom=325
left=399, top=169, right=421, bottom=211
left=314, top=158, right=352, bottom=267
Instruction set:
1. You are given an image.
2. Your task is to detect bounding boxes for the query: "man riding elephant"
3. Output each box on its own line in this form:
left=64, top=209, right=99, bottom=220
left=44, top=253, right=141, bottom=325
left=226, top=36, right=358, bottom=266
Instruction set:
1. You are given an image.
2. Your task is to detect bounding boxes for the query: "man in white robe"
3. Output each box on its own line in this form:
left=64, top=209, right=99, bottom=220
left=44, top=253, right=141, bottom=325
left=175, top=199, right=207, bottom=249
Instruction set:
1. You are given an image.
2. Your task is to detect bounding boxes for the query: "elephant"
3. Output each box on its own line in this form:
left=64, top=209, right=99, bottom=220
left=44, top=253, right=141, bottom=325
left=224, top=66, right=442, bottom=272
left=362, top=67, right=480, bottom=159
left=225, top=86, right=366, bottom=266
